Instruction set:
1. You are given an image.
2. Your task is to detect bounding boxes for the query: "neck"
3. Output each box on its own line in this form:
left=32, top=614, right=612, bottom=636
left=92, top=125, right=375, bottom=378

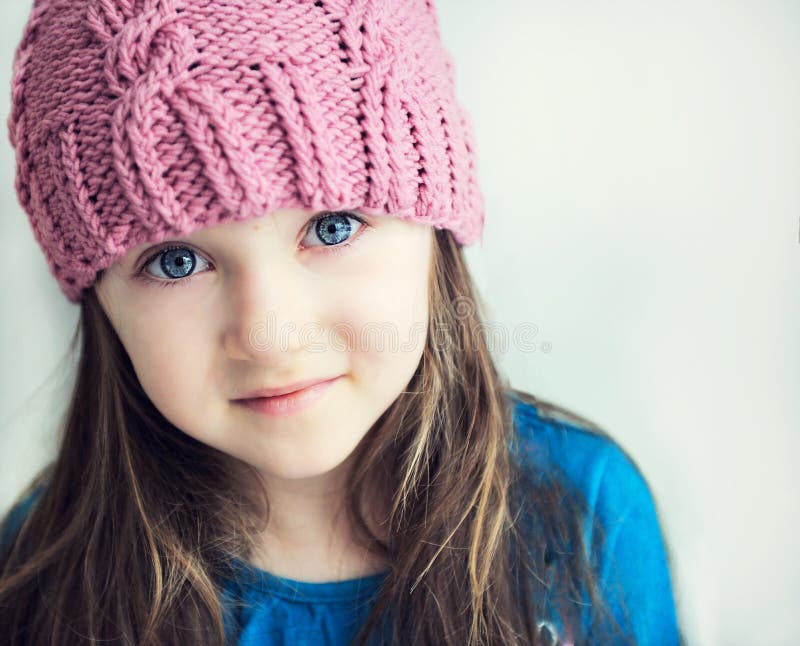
left=246, top=463, right=391, bottom=582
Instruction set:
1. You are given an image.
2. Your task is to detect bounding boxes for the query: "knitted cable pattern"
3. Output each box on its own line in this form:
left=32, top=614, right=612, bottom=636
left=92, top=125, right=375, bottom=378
left=8, top=0, right=485, bottom=303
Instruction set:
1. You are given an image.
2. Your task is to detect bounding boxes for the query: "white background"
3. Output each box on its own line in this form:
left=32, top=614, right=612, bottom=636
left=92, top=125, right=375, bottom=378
left=1, top=1, right=798, bottom=644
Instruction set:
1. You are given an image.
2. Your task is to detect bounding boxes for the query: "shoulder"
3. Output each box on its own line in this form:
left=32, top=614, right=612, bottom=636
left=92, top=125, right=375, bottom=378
left=506, top=391, right=682, bottom=646
left=508, top=393, right=654, bottom=525
left=0, top=483, right=46, bottom=552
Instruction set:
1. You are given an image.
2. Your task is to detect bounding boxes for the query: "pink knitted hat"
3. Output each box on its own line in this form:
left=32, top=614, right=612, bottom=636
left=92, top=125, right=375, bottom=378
left=8, top=0, right=485, bottom=303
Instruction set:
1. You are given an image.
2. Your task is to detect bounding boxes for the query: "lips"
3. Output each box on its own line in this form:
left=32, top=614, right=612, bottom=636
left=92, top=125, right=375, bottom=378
left=234, top=375, right=342, bottom=400
left=233, top=375, right=342, bottom=417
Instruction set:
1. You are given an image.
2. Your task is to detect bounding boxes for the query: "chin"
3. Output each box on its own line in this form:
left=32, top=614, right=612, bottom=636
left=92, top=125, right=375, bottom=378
left=252, top=451, right=354, bottom=483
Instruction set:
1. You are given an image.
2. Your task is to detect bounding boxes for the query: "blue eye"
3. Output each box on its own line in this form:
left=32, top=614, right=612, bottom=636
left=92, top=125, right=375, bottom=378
left=303, top=211, right=367, bottom=251
left=156, top=248, right=197, bottom=279
left=133, top=211, right=370, bottom=289
left=135, top=245, right=212, bottom=288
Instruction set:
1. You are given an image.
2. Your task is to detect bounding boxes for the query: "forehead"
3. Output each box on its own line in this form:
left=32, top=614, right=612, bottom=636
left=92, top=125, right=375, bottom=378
left=124, top=208, right=317, bottom=256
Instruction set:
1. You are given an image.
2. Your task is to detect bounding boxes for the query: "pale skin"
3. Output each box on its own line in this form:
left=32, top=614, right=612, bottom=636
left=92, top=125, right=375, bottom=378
left=96, top=208, right=433, bottom=582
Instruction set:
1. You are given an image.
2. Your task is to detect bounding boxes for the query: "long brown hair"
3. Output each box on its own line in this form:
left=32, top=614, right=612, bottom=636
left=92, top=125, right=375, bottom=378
left=1, top=228, right=637, bottom=645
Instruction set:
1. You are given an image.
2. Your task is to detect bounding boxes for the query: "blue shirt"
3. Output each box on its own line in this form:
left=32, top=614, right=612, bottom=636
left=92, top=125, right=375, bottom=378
left=0, top=394, right=680, bottom=645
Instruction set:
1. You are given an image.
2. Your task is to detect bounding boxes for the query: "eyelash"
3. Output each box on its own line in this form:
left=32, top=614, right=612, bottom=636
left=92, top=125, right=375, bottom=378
left=132, top=211, right=369, bottom=289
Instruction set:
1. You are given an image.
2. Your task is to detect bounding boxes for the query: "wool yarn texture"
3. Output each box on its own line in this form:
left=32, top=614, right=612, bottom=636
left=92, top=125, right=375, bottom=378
left=8, top=0, right=485, bottom=303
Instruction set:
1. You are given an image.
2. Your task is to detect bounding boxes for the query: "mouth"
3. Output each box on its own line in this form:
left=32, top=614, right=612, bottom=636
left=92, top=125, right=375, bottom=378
left=232, top=375, right=342, bottom=417
left=235, top=375, right=344, bottom=399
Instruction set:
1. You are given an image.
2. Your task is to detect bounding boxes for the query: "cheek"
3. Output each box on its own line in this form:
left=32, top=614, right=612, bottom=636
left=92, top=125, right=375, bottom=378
left=341, top=250, right=430, bottom=381
left=379, top=239, right=430, bottom=349
left=118, top=314, right=215, bottom=431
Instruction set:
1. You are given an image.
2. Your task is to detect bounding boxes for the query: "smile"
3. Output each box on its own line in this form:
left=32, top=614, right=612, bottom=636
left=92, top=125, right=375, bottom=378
left=232, top=376, right=342, bottom=417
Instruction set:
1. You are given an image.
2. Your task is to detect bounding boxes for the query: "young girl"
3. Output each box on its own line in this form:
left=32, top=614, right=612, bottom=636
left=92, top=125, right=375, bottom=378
left=0, top=1, right=681, bottom=644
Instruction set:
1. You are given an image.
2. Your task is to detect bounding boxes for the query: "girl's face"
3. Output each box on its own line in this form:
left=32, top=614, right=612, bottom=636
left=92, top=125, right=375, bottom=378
left=96, top=209, right=432, bottom=484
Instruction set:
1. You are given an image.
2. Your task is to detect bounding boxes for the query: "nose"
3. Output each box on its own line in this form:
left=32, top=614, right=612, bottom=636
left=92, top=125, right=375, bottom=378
left=221, top=264, right=319, bottom=363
